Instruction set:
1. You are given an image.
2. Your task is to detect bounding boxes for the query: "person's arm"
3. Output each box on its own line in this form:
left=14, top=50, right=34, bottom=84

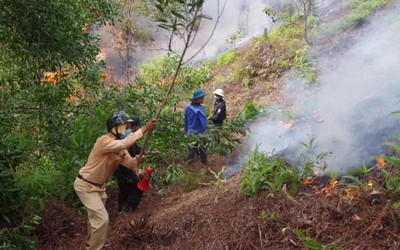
left=120, top=154, right=145, bottom=175
left=184, top=106, right=189, bottom=133
left=101, top=129, right=144, bottom=152
left=209, top=103, right=217, bottom=121
left=199, top=109, right=208, bottom=132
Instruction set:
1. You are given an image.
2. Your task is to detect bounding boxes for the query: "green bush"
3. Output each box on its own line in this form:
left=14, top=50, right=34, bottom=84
left=0, top=132, right=35, bottom=225
left=163, top=164, right=185, bottom=185
left=234, top=19, right=313, bottom=85
left=216, top=50, right=237, bottom=66
left=16, top=157, right=68, bottom=210
left=180, top=64, right=211, bottom=89
left=292, top=47, right=317, bottom=83
left=297, top=138, right=330, bottom=177
left=240, top=148, right=299, bottom=196
left=339, top=0, right=388, bottom=30
left=0, top=215, right=41, bottom=250
left=0, top=132, right=35, bottom=171
left=182, top=169, right=207, bottom=192
left=382, top=139, right=400, bottom=193
left=201, top=117, right=247, bottom=156
left=121, top=82, right=188, bottom=163
left=139, top=52, right=181, bottom=84
left=70, top=100, right=115, bottom=160
left=0, top=168, right=22, bottom=225
left=138, top=52, right=211, bottom=91
left=243, top=100, right=261, bottom=120
left=227, top=29, right=246, bottom=44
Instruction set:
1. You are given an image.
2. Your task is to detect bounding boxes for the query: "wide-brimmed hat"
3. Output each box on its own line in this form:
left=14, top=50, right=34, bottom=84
left=213, top=88, right=224, bottom=97
left=190, top=89, right=206, bottom=100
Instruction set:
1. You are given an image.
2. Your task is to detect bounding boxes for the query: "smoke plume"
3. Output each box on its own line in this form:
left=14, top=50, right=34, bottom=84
left=247, top=1, right=400, bottom=174
left=97, top=0, right=274, bottom=81
left=173, top=0, right=274, bottom=62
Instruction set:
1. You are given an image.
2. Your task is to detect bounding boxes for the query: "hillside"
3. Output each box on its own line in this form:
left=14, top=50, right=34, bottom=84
left=32, top=1, right=400, bottom=250
left=36, top=167, right=400, bottom=249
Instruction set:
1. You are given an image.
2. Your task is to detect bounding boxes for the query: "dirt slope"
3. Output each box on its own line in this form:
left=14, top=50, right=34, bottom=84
left=36, top=166, right=400, bottom=249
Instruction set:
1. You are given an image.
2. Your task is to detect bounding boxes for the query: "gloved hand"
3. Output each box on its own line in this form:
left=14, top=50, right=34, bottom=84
left=142, top=118, right=157, bottom=133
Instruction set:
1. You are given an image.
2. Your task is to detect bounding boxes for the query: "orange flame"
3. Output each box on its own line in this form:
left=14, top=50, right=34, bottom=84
left=344, top=188, right=361, bottom=200
left=377, top=155, right=385, bottom=170
left=317, top=179, right=338, bottom=195
left=65, top=86, right=87, bottom=105
left=325, top=179, right=337, bottom=192
left=302, top=177, right=315, bottom=185
left=41, top=72, right=61, bottom=85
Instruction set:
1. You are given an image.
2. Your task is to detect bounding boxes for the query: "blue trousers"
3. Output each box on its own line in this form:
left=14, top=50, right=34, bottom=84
left=187, top=144, right=207, bottom=164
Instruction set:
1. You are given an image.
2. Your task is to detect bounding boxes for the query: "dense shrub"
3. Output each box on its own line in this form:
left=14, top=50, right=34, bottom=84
left=240, top=148, right=299, bottom=196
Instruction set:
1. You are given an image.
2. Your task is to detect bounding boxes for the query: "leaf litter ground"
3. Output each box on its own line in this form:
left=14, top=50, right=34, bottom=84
left=36, top=165, right=400, bottom=249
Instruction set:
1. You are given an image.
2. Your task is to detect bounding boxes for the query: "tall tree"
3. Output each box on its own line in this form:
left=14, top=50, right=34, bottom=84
left=293, top=0, right=315, bottom=44
left=264, top=0, right=315, bottom=44
left=139, top=0, right=212, bottom=155
left=0, top=0, right=118, bottom=156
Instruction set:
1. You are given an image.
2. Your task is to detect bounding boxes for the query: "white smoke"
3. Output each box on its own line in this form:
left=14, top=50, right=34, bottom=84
left=168, top=0, right=274, bottom=62
left=247, top=1, right=400, bottom=174
left=97, top=0, right=275, bottom=81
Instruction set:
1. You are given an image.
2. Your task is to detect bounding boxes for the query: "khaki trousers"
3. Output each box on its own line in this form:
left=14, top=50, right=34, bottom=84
left=74, top=178, right=108, bottom=250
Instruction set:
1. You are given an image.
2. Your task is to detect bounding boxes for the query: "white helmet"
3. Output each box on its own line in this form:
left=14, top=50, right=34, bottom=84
left=213, top=88, right=224, bottom=97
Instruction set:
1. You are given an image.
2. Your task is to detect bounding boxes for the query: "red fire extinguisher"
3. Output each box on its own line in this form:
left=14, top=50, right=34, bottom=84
left=137, top=167, right=153, bottom=191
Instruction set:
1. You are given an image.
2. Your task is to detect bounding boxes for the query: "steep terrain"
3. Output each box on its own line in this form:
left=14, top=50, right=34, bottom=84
left=36, top=167, right=400, bottom=249
left=36, top=60, right=400, bottom=250
left=34, top=2, right=400, bottom=249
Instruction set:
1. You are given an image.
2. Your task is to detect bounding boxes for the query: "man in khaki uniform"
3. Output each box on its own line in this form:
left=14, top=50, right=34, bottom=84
left=74, top=111, right=156, bottom=250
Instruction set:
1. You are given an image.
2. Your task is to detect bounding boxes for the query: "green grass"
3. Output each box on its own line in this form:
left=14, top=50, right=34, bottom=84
left=216, top=50, right=237, bottom=66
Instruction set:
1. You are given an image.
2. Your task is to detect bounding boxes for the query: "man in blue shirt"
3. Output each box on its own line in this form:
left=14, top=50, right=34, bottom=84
left=184, top=89, right=208, bottom=165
